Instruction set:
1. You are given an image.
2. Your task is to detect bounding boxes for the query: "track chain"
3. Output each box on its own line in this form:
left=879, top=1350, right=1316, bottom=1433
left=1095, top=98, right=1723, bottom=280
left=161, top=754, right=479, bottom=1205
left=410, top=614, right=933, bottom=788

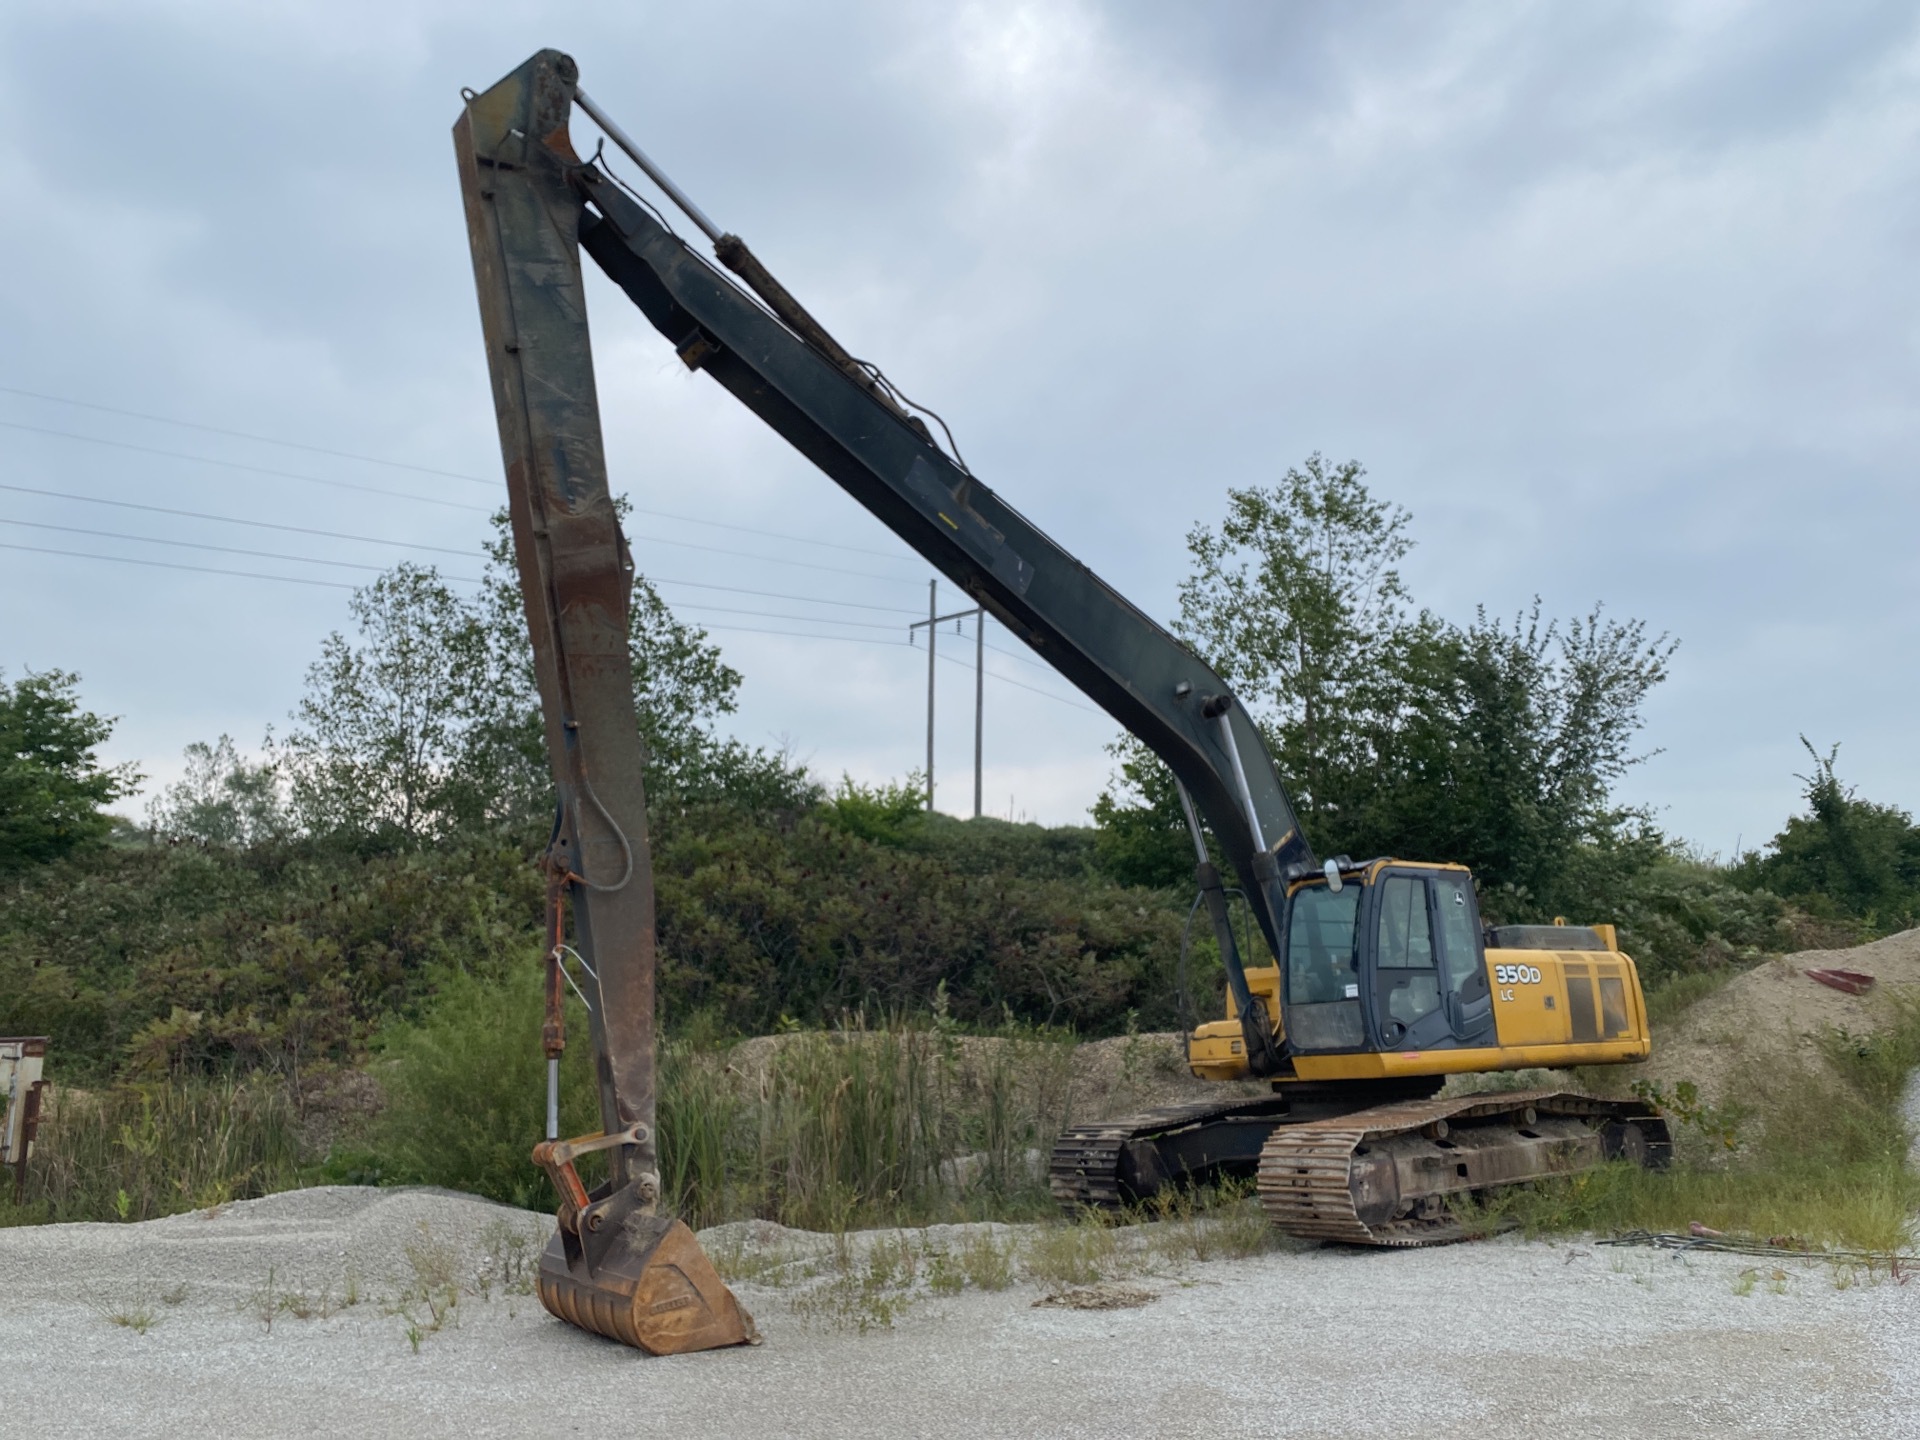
left=1047, top=1096, right=1291, bottom=1211
left=1255, top=1089, right=1666, bottom=1247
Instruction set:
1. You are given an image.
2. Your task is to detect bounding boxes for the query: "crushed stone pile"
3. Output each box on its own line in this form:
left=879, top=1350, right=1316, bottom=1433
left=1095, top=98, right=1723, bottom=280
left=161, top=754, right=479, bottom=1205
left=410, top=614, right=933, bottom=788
left=1636, top=927, right=1920, bottom=1105
left=0, top=1185, right=551, bottom=1317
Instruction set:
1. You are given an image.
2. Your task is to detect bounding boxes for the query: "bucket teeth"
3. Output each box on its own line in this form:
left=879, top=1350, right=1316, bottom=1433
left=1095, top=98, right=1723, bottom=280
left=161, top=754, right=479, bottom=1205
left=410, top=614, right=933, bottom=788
left=537, top=1215, right=758, bottom=1355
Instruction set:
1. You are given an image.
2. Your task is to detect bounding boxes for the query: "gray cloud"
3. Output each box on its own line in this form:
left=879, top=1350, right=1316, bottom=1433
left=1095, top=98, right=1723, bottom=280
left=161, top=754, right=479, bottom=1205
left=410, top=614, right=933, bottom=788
left=2, top=1, right=1914, bottom=852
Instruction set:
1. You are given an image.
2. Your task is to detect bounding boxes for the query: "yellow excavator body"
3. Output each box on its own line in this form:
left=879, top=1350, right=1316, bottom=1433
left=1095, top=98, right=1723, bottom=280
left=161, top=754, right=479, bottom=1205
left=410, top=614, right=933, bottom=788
left=1187, top=948, right=1652, bottom=1083
left=1188, top=861, right=1651, bottom=1083
left=1050, top=862, right=1670, bottom=1244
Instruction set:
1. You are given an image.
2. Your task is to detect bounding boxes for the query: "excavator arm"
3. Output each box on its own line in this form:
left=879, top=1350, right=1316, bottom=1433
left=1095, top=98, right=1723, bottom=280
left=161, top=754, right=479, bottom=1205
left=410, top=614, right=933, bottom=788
left=454, top=48, right=1323, bottom=1351
left=459, top=45, right=1319, bottom=1028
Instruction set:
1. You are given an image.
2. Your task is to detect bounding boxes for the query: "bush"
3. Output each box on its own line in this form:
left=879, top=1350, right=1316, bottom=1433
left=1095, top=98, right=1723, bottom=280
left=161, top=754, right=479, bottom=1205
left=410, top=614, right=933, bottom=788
left=1732, top=740, right=1920, bottom=934
left=0, top=835, right=545, bottom=1085
left=653, top=804, right=1183, bottom=1035
left=363, top=965, right=598, bottom=1210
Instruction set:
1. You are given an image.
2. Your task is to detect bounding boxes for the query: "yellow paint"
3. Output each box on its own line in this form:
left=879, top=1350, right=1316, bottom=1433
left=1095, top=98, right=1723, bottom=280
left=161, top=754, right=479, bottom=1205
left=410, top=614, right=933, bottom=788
left=1187, top=1022, right=1247, bottom=1080
left=1185, top=911, right=1653, bottom=1083
left=1290, top=1035, right=1649, bottom=1081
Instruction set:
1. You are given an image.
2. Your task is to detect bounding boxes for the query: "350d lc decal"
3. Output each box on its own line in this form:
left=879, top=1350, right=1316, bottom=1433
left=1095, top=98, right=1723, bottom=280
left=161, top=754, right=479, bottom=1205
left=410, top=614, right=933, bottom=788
left=1494, top=964, right=1542, bottom=986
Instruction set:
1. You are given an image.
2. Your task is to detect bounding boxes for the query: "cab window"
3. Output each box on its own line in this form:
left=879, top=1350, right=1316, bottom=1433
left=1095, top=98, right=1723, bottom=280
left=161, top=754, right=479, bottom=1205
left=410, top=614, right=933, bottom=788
left=1377, top=875, right=1434, bottom=970
left=1284, top=882, right=1365, bottom=1050
left=1286, top=883, right=1361, bottom=1002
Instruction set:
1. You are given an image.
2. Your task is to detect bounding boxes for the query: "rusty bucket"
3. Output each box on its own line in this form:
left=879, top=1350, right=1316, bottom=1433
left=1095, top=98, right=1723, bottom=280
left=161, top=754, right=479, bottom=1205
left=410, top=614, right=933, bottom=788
left=536, top=1213, right=757, bottom=1355
left=532, top=1127, right=756, bottom=1356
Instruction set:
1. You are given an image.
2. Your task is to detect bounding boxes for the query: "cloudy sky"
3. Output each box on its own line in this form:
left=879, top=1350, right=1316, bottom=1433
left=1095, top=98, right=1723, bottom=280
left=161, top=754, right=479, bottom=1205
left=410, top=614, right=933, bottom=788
left=2, top=1, right=1915, bottom=854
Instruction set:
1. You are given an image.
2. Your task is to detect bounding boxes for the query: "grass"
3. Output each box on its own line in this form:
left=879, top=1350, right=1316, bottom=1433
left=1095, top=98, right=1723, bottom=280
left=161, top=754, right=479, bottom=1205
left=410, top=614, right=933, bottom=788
left=1486, top=990, right=1920, bottom=1253
left=95, top=1276, right=185, bottom=1334
left=14, top=954, right=1919, bottom=1289
left=107, top=1304, right=155, bottom=1333
left=391, top=1223, right=463, bottom=1341
left=600, top=1012, right=1074, bottom=1234
left=1642, top=966, right=1743, bottom=1026
left=1021, top=1211, right=1118, bottom=1289
left=2, top=1076, right=304, bottom=1227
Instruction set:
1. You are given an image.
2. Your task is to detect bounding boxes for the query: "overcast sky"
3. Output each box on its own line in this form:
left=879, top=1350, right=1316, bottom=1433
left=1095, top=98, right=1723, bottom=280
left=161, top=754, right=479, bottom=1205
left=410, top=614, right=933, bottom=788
left=2, top=1, right=1915, bottom=855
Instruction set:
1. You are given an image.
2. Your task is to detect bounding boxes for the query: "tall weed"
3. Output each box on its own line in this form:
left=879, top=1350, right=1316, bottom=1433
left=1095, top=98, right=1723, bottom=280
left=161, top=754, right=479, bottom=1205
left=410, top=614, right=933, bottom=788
left=1502, top=991, right=1920, bottom=1252
left=2, top=1076, right=303, bottom=1225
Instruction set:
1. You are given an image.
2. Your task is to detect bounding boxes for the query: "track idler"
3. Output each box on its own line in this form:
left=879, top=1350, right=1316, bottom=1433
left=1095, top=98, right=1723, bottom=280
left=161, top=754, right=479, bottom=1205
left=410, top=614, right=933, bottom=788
left=533, top=1125, right=757, bottom=1355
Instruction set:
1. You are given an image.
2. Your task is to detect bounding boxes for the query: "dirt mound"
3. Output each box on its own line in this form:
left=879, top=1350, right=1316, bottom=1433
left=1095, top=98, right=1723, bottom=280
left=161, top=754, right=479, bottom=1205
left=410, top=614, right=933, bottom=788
left=1637, top=927, right=1920, bottom=1104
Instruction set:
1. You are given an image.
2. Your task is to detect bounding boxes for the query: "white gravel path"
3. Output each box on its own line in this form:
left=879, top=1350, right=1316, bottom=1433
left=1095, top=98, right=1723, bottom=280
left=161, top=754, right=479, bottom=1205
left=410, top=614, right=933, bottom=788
left=3, top=1186, right=1917, bottom=1438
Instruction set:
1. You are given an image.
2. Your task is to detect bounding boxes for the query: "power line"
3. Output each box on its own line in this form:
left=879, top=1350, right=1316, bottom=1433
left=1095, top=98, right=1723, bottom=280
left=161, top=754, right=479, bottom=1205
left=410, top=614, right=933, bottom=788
left=0, top=420, right=485, bottom=512
left=0, top=383, right=495, bottom=485
left=0, top=540, right=358, bottom=590
left=0, top=468, right=921, bottom=584
left=651, top=579, right=917, bottom=614
left=0, top=516, right=483, bottom=581
left=670, top=602, right=906, bottom=632
left=5, top=537, right=1101, bottom=713
left=1, top=386, right=918, bottom=559
left=620, top=501, right=911, bottom=561
left=0, top=483, right=481, bottom=554
left=0, top=482, right=925, bottom=611
left=693, top=622, right=913, bottom=647
left=705, top=621, right=1098, bottom=713
left=935, top=643, right=1100, bottom=714
left=624, top=530, right=924, bottom=584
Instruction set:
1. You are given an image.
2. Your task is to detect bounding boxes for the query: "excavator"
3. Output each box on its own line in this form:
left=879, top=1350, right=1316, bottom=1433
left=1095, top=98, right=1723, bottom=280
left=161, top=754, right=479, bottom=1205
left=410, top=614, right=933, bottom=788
left=454, top=49, right=1669, bottom=1354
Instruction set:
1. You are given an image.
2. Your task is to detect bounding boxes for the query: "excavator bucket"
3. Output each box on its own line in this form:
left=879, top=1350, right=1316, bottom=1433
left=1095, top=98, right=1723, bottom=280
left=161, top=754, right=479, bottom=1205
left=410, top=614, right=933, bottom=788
left=536, top=1216, right=757, bottom=1355
left=531, top=1130, right=758, bottom=1355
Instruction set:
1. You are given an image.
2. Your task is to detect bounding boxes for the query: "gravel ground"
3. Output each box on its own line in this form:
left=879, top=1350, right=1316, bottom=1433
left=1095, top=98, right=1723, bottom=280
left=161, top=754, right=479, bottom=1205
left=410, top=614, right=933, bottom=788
left=4, top=1186, right=1919, bottom=1438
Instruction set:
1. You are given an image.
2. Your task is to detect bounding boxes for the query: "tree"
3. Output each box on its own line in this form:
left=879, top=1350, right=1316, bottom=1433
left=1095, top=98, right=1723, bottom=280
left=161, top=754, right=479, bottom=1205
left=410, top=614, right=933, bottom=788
left=0, top=669, right=139, bottom=871
left=1372, top=602, right=1673, bottom=912
left=1176, top=454, right=1426, bottom=817
left=470, top=507, right=767, bottom=817
left=278, top=509, right=795, bottom=847
left=1095, top=457, right=1675, bottom=914
left=147, top=735, right=289, bottom=847
left=1734, top=740, right=1920, bottom=931
left=1090, top=737, right=1195, bottom=889
left=278, top=564, right=489, bottom=844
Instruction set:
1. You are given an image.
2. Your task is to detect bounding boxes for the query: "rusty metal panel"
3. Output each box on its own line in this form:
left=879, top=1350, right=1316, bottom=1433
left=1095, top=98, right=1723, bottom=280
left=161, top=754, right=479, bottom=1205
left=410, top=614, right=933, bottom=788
left=2, top=1036, right=47, bottom=1202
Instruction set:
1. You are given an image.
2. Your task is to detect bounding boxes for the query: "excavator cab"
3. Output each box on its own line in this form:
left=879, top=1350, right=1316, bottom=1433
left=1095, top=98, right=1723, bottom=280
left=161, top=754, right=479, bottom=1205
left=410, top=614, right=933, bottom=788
left=1188, top=861, right=1651, bottom=1084
left=1283, top=863, right=1494, bottom=1054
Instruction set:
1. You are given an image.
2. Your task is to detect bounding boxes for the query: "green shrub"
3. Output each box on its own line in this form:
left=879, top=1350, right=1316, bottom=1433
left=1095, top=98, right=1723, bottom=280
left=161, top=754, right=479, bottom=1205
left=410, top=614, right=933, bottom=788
left=363, top=965, right=597, bottom=1210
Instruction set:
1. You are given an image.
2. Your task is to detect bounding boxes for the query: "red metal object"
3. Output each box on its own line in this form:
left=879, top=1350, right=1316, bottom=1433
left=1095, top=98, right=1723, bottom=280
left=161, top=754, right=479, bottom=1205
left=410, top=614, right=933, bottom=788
left=1804, top=967, right=1875, bottom=996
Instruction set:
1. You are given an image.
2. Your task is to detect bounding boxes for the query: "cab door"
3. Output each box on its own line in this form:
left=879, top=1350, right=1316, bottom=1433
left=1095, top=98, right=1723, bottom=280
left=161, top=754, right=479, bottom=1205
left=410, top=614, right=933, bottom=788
left=1431, top=871, right=1494, bottom=1042
left=1369, top=869, right=1494, bottom=1050
left=1371, top=872, right=1446, bottom=1049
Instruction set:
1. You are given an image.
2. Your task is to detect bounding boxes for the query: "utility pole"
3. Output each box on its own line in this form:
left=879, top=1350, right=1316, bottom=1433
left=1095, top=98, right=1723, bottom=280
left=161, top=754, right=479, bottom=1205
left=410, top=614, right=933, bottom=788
left=924, top=579, right=935, bottom=810
left=909, top=584, right=986, bottom=815
left=973, top=611, right=985, bottom=819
